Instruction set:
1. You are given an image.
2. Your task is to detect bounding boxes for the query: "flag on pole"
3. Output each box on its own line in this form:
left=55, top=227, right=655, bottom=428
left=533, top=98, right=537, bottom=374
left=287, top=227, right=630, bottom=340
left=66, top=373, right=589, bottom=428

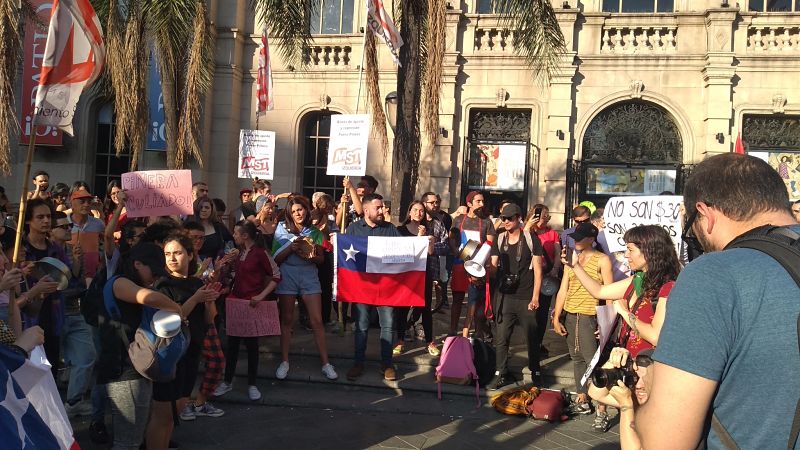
left=256, top=25, right=274, bottom=115
left=33, top=0, right=105, bottom=136
left=366, top=0, right=404, bottom=66
left=334, top=234, right=428, bottom=307
left=734, top=132, right=745, bottom=154
left=1, top=346, right=78, bottom=450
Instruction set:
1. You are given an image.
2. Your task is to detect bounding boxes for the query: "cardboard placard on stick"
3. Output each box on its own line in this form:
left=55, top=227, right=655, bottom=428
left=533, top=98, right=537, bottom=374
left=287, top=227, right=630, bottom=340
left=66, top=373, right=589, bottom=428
left=326, top=114, right=370, bottom=176
left=121, top=170, right=193, bottom=218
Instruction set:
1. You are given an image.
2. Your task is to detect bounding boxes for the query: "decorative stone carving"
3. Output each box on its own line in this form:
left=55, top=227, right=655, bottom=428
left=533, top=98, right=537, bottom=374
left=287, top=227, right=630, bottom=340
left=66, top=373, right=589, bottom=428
left=601, top=26, right=677, bottom=54
left=319, top=94, right=330, bottom=110
left=743, top=115, right=800, bottom=149
left=474, top=28, right=515, bottom=52
left=496, top=88, right=508, bottom=108
left=773, top=94, right=787, bottom=114
left=630, top=80, right=644, bottom=99
left=304, top=45, right=352, bottom=66
left=748, top=26, right=800, bottom=52
left=468, top=109, right=531, bottom=142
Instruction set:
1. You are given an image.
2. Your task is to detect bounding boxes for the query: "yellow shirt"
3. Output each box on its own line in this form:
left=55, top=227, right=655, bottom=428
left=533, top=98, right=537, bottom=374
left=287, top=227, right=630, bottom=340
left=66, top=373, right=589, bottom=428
left=564, top=253, right=602, bottom=315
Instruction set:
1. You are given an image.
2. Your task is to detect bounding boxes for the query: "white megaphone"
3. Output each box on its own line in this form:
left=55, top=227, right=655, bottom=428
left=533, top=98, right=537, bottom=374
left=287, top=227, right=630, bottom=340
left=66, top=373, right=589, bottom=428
left=459, top=239, right=493, bottom=278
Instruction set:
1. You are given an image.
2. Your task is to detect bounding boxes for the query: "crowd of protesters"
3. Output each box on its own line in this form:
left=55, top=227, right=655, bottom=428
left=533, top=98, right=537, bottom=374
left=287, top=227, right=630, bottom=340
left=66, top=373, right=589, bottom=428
left=0, top=153, right=798, bottom=450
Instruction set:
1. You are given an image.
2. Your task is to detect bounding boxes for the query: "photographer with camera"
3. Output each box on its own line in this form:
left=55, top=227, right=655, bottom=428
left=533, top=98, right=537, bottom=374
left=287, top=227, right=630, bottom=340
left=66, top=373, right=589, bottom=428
left=486, top=203, right=543, bottom=390
left=588, top=346, right=654, bottom=450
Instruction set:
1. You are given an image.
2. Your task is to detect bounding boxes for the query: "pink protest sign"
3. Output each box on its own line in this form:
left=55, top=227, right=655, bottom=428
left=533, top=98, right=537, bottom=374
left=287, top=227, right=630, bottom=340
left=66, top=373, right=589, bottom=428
left=121, top=170, right=193, bottom=218
left=225, top=297, right=281, bottom=337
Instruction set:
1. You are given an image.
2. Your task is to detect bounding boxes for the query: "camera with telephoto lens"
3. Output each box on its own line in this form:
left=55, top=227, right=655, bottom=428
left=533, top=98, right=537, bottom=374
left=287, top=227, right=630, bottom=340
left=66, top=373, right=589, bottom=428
left=591, top=358, right=639, bottom=389
left=499, top=273, right=520, bottom=294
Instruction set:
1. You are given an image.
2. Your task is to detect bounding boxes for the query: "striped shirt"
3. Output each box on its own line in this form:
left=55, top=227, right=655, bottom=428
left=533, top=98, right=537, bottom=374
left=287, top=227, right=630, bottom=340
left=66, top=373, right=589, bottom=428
left=564, top=253, right=603, bottom=316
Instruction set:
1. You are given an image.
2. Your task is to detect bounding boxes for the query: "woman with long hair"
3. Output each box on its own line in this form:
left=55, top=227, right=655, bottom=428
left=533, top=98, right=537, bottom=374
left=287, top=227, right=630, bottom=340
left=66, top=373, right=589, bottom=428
left=214, top=221, right=281, bottom=401
left=564, top=224, right=681, bottom=355
left=272, top=196, right=338, bottom=381
left=191, top=197, right=234, bottom=261
left=146, top=235, right=221, bottom=450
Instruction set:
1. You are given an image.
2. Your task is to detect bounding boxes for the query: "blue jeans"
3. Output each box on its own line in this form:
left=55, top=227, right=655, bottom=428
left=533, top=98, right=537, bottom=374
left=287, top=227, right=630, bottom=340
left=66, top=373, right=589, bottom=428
left=61, top=314, right=97, bottom=404
left=353, top=304, right=394, bottom=367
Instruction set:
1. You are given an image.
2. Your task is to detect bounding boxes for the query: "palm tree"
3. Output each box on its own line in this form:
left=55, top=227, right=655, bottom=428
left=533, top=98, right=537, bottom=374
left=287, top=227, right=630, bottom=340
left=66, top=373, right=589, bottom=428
left=254, top=0, right=566, bottom=215
left=93, top=0, right=215, bottom=170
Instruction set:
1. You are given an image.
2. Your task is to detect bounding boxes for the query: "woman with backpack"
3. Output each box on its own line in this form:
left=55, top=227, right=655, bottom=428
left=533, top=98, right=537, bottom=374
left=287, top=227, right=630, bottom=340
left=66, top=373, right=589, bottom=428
left=146, top=236, right=221, bottom=450
left=97, top=243, right=182, bottom=450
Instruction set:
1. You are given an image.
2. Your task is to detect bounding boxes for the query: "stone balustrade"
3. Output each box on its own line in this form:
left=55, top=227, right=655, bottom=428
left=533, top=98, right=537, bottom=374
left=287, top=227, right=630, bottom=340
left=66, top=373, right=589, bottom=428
left=600, top=26, right=677, bottom=54
left=304, top=44, right=352, bottom=67
left=747, top=25, right=800, bottom=52
left=474, top=27, right=515, bottom=52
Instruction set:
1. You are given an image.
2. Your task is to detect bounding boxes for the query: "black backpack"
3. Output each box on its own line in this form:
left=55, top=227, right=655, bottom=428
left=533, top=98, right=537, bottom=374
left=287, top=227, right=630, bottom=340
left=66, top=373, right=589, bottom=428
left=472, top=338, right=496, bottom=387
left=708, top=225, right=800, bottom=450
left=81, top=266, right=108, bottom=327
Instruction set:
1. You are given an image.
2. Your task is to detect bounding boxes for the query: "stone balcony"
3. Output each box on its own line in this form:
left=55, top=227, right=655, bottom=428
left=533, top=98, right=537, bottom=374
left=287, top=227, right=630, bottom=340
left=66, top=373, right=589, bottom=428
left=600, top=25, right=678, bottom=54
left=301, top=35, right=362, bottom=69
left=747, top=14, right=800, bottom=52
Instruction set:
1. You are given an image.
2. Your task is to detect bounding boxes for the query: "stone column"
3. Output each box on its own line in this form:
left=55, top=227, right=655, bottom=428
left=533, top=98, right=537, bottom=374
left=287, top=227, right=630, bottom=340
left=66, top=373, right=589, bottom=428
left=702, top=9, right=737, bottom=158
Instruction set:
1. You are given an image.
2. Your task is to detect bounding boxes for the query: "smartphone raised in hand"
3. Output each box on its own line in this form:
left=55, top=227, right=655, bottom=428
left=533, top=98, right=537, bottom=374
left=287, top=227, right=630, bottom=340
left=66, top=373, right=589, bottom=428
left=565, top=246, right=574, bottom=265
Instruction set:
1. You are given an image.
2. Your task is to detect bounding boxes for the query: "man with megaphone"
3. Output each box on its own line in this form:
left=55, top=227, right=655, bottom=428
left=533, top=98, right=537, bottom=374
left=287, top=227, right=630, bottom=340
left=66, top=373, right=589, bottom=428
left=448, top=191, right=496, bottom=338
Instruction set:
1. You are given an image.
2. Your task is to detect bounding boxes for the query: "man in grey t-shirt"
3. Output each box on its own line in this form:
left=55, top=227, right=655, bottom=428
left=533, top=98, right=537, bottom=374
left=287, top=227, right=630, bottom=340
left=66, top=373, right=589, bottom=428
left=637, top=154, right=800, bottom=450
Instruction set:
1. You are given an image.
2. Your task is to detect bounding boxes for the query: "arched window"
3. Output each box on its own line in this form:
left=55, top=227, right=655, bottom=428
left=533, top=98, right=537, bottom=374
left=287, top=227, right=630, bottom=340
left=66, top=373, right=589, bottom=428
left=579, top=101, right=682, bottom=198
left=301, top=111, right=345, bottom=199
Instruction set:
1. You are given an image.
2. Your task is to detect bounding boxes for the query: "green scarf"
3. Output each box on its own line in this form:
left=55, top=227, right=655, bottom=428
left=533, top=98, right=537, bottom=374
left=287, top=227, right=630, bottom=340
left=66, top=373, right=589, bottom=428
left=632, top=271, right=646, bottom=297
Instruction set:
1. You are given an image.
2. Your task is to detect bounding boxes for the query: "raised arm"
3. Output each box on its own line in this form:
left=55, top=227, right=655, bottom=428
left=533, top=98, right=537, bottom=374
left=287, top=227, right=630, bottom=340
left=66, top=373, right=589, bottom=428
left=564, top=249, right=631, bottom=300
left=104, top=190, right=127, bottom=259
left=112, top=277, right=181, bottom=315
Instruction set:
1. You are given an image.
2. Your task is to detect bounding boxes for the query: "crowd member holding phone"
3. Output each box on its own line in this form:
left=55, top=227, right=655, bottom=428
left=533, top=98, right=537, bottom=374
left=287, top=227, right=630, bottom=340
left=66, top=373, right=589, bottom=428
left=524, top=204, right=561, bottom=356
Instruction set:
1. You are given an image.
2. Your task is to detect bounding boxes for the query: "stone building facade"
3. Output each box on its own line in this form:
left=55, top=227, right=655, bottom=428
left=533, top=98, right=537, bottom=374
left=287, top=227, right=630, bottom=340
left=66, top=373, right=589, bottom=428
left=9, top=0, right=800, bottom=226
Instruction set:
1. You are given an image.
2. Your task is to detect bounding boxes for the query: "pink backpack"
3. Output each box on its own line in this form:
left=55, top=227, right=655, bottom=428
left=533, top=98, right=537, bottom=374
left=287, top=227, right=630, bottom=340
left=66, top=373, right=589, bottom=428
left=435, top=335, right=480, bottom=406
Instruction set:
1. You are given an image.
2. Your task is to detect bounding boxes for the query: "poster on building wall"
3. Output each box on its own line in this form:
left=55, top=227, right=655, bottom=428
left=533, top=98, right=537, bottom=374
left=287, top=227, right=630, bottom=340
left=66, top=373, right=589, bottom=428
left=20, top=0, right=63, bottom=145
left=148, top=51, right=167, bottom=151
left=468, top=144, right=527, bottom=191
left=121, top=170, right=194, bottom=218
left=603, top=195, right=684, bottom=255
left=586, top=166, right=676, bottom=196
left=238, top=129, right=276, bottom=180
left=326, top=114, right=370, bottom=176
left=750, top=151, right=800, bottom=201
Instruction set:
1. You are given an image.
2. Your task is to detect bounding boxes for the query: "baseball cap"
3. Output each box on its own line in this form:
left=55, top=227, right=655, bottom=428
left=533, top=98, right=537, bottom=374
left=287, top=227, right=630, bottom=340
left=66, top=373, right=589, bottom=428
left=568, top=222, right=599, bottom=241
left=239, top=188, right=252, bottom=197
left=500, top=203, right=522, bottom=218
left=70, top=188, right=93, bottom=202
left=129, top=242, right=169, bottom=278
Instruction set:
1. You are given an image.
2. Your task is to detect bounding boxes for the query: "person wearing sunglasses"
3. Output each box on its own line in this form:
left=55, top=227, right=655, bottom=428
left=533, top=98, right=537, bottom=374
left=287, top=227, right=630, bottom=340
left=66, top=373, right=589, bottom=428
left=561, top=204, right=592, bottom=250
left=635, top=154, right=800, bottom=450
left=588, top=347, right=655, bottom=450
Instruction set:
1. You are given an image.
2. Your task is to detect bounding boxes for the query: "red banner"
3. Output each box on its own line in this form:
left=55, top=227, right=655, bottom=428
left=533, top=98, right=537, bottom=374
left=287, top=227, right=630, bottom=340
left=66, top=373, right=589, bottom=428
left=20, top=0, right=62, bottom=145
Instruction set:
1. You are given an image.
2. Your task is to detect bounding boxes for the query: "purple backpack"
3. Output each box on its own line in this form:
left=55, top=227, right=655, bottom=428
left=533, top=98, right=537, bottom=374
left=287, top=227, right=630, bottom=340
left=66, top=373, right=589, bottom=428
left=435, top=335, right=480, bottom=406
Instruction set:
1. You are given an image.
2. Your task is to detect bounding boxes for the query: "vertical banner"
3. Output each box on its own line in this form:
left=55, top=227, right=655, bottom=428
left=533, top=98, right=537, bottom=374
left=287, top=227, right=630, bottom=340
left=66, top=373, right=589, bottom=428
left=148, top=52, right=166, bottom=150
left=238, top=129, right=275, bottom=180
left=326, top=114, right=370, bottom=176
left=20, top=0, right=63, bottom=145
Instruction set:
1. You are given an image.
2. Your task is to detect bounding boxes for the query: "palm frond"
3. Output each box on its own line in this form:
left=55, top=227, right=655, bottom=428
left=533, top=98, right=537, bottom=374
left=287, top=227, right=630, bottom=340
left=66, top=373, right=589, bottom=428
left=497, top=0, right=566, bottom=83
left=251, top=0, right=316, bottom=68
left=421, top=0, right=445, bottom=145
left=364, top=30, right=389, bottom=160
left=177, top=0, right=215, bottom=169
left=0, top=0, right=24, bottom=175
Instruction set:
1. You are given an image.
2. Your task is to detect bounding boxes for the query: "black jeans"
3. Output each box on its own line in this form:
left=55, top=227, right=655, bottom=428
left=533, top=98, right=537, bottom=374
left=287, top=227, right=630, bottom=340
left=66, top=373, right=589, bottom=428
left=535, top=293, right=553, bottom=347
left=564, top=312, right=598, bottom=395
left=225, top=336, right=259, bottom=385
left=494, top=295, right=541, bottom=375
left=409, top=274, right=434, bottom=343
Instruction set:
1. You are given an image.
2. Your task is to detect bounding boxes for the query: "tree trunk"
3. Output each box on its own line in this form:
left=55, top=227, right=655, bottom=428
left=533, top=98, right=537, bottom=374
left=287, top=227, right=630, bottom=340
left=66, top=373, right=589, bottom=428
left=390, top=1, right=424, bottom=221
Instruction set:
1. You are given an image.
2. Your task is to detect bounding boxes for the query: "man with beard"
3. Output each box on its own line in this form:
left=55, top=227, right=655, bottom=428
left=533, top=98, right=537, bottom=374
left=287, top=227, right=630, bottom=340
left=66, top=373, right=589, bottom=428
left=636, top=154, right=800, bottom=449
left=421, top=192, right=452, bottom=311
left=449, top=191, right=496, bottom=338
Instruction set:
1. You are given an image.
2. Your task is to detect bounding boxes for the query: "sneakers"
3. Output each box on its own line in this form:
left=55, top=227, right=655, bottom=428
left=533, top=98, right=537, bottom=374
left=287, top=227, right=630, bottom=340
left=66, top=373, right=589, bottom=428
left=346, top=364, right=364, bottom=381
left=415, top=325, right=425, bottom=341
left=64, top=400, right=91, bottom=418
left=276, top=361, right=290, bottom=380
left=248, top=385, right=262, bottom=401
left=571, top=401, right=594, bottom=415
left=381, top=365, right=397, bottom=381
left=179, top=403, right=196, bottom=421
left=393, top=343, right=404, bottom=355
left=486, top=372, right=516, bottom=391
left=88, top=421, right=110, bottom=445
left=427, top=343, right=441, bottom=356
left=213, top=381, right=233, bottom=397
left=194, top=402, right=225, bottom=418
left=321, top=363, right=338, bottom=380
left=593, top=411, right=610, bottom=432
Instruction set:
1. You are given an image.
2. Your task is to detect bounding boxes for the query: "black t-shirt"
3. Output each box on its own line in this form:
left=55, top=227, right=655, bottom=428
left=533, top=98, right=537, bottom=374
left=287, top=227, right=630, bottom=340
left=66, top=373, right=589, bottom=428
left=397, top=225, right=415, bottom=237
left=97, top=276, right=144, bottom=384
left=493, top=231, right=543, bottom=299
left=0, top=226, right=15, bottom=252
left=157, top=276, right=205, bottom=352
left=199, top=222, right=234, bottom=260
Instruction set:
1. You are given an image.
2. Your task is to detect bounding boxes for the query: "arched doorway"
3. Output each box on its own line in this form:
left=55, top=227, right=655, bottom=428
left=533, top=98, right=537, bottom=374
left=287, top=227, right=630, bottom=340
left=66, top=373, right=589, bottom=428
left=569, top=101, right=684, bottom=215
left=299, top=110, right=343, bottom=199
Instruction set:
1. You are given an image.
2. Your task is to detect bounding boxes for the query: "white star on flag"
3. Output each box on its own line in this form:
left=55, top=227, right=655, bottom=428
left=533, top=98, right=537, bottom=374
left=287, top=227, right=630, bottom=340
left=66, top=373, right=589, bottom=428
left=0, top=371, right=30, bottom=447
left=343, top=244, right=359, bottom=261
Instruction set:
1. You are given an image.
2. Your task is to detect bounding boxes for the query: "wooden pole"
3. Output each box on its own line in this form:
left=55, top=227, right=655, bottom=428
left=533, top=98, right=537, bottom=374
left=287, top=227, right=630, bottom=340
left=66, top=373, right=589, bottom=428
left=12, top=129, right=38, bottom=265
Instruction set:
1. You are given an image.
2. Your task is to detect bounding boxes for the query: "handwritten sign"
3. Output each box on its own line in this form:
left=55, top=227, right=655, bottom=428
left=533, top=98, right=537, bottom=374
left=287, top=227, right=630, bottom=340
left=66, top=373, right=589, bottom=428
left=326, top=114, right=370, bottom=176
left=603, top=195, right=683, bottom=255
left=378, top=239, right=416, bottom=264
left=121, top=170, right=193, bottom=218
left=238, top=129, right=276, bottom=180
left=225, top=297, right=281, bottom=337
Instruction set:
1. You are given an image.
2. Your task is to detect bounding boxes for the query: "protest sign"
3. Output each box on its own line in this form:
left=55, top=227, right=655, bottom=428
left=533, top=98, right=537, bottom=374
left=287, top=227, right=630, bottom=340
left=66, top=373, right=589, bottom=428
left=326, top=114, right=370, bottom=176
left=121, top=170, right=193, bottom=218
left=225, top=297, right=281, bottom=337
left=603, top=195, right=683, bottom=255
left=238, top=129, right=276, bottom=180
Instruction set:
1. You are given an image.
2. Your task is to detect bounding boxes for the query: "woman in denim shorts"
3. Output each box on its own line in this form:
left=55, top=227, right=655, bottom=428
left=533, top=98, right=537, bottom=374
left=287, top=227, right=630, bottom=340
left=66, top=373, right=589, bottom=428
left=272, top=196, right=337, bottom=381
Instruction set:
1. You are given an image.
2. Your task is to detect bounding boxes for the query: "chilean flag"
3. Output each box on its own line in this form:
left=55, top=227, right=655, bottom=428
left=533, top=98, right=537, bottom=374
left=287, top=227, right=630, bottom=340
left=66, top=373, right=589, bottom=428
left=334, top=234, right=428, bottom=307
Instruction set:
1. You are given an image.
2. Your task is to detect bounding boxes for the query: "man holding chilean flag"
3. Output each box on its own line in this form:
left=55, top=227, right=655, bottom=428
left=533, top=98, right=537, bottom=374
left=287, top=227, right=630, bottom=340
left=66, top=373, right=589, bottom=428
left=336, top=194, right=431, bottom=382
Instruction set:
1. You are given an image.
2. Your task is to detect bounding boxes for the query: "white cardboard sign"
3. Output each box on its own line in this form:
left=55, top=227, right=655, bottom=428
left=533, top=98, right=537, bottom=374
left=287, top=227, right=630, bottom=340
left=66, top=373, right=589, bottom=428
left=326, top=114, right=370, bottom=176
left=603, top=195, right=684, bottom=255
left=238, top=129, right=275, bottom=180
